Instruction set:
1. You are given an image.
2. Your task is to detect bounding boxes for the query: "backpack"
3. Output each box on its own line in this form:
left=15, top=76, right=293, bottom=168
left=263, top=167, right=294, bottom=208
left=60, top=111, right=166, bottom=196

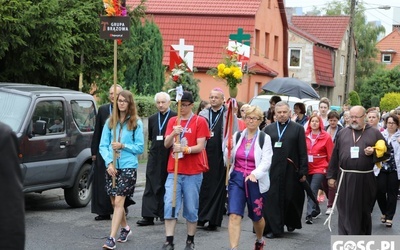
left=235, top=130, right=266, bottom=149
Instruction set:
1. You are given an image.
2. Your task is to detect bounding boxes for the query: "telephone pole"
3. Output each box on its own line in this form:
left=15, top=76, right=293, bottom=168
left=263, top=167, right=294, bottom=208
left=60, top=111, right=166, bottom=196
left=344, top=0, right=356, bottom=104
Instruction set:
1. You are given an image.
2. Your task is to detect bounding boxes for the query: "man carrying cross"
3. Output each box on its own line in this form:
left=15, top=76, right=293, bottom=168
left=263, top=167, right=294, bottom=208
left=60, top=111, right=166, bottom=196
left=162, top=91, right=210, bottom=250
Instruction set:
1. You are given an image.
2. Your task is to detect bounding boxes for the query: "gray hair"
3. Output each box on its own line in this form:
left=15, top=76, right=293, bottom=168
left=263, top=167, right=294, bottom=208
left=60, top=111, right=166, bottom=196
left=275, top=101, right=290, bottom=109
left=108, top=84, right=123, bottom=92
left=154, top=92, right=171, bottom=102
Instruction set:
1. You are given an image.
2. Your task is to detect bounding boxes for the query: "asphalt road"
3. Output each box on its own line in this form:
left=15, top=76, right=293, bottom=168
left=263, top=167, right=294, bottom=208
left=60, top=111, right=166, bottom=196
left=24, top=163, right=400, bottom=250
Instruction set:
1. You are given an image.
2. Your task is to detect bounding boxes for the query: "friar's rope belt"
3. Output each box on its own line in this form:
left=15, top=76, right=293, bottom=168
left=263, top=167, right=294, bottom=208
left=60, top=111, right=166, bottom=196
left=324, top=167, right=374, bottom=232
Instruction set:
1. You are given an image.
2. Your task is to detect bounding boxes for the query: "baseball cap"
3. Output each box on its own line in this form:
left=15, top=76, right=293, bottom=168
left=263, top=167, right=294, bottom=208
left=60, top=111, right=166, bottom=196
left=180, top=91, right=194, bottom=103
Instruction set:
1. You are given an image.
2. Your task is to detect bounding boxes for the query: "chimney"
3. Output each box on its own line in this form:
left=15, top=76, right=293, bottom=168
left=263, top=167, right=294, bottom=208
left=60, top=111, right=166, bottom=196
left=393, top=24, right=400, bottom=31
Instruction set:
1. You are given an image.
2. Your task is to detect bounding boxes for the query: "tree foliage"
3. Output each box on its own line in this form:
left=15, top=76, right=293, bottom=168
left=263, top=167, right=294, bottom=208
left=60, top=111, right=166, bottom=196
left=163, top=63, right=201, bottom=102
left=0, top=0, right=159, bottom=95
left=0, top=0, right=31, bottom=58
left=0, top=0, right=112, bottom=89
left=123, top=18, right=164, bottom=95
left=380, top=92, right=400, bottom=112
left=358, top=66, right=400, bottom=107
left=348, top=90, right=361, bottom=106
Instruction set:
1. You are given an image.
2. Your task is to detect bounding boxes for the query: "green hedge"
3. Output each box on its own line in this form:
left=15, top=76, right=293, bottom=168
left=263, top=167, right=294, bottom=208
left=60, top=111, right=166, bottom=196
left=133, top=95, right=200, bottom=118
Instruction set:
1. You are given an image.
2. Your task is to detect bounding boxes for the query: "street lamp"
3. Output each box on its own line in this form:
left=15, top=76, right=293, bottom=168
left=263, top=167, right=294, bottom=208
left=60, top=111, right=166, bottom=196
left=375, top=5, right=391, bottom=10
left=343, top=2, right=391, bottom=104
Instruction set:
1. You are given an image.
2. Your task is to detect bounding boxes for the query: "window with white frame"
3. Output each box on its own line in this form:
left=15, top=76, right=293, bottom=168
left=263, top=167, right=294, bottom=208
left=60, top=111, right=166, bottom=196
left=289, top=48, right=301, bottom=68
left=340, top=55, right=345, bottom=75
left=382, top=54, right=392, bottom=63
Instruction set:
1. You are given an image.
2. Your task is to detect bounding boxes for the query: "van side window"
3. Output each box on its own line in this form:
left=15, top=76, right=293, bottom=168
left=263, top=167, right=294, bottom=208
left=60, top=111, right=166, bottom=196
left=32, top=101, right=64, bottom=136
left=71, top=100, right=96, bottom=132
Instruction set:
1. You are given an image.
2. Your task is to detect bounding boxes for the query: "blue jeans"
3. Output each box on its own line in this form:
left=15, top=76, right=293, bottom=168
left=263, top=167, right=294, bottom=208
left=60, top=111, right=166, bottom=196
left=306, top=174, right=324, bottom=216
left=164, top=173, right=203, bottom=222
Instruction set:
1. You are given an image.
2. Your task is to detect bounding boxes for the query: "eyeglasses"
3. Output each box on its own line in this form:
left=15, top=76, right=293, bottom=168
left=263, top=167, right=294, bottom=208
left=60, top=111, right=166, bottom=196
left=117, top=99, right=129, bottom=104
left=245, top=116, right=261, bottom=122
left=349, top=115, right=365, bottom=120
left=180, top=103, right=192, bottom=108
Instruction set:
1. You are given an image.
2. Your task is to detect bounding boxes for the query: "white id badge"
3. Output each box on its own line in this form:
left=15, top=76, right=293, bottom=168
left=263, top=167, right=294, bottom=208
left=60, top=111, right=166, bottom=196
left=350, top=146, right=359, bottom=158
left=274, top=142, right=282, bottom=148
left=210, top=131, right=214, bottom=137
left=308, top=155, right=313, bottom=162
left=156, top=135, right=163, bottom=141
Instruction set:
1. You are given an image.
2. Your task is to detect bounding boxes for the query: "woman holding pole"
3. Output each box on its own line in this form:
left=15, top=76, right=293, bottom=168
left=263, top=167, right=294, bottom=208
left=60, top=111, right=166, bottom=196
left=99, top=90, right=144, bottom=249
left=162, top=91, right=210, bottom=250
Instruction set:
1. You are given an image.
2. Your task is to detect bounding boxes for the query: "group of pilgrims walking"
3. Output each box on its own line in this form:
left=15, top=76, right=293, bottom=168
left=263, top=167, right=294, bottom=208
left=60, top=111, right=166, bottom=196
left=91, top=85, right=399, bottom=250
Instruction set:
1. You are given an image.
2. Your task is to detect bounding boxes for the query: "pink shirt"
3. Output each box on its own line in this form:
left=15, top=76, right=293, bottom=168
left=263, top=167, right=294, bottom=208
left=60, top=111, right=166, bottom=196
left=234, top=137, right=256, bottom=175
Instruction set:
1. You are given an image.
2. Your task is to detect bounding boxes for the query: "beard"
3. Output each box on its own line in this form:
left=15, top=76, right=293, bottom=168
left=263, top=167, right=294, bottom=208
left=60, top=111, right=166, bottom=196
left=350, top=123, right=362, bottom=130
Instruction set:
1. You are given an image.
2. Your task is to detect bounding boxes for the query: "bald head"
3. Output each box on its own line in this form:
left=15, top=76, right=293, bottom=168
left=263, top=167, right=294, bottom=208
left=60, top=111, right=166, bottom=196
left=349, top=105, right=366, bottom=130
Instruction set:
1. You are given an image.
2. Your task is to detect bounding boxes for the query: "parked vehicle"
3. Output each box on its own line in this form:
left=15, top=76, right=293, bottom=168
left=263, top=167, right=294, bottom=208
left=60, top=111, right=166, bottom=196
left=301, top=99, right=320, bottom=116
left=0, top=83, right=96, bottom=207
left=249, top=95, right=300, bottom=111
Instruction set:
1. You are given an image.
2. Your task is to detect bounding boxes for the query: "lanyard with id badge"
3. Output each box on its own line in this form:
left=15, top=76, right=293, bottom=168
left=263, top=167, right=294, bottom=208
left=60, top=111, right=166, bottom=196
left=275, top=121, right=289, bottom=148
left=209, top=107, right=223, bottom=137
left=173, top=114, right=193, bottom=159
left=157, top=110, right=170, bottom=141
left=307, top=132, right=320, bottom=163
left=351, top=126, right=365, bottom=159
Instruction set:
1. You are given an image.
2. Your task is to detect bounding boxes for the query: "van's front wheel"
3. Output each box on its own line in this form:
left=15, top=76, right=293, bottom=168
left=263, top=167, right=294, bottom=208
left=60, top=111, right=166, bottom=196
left=64, top=163, right=92, bottom=208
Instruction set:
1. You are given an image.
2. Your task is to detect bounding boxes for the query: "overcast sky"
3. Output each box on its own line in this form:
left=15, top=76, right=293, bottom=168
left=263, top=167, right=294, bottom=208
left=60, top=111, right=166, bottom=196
left=284, top=0, right=400, bottom=36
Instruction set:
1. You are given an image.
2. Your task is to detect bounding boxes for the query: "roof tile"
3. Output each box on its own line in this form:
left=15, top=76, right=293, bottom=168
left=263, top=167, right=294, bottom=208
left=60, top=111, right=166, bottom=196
left=127, top=0, right=261, bottom=15
left=291, top=16, right=349, bottom=49
left=313, top=46, right=334, bottom=87
left=151, top=15, right=254, bottom=68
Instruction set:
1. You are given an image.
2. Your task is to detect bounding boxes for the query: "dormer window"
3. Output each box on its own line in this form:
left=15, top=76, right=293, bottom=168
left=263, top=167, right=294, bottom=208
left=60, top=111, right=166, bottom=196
left=382, top=53, right=392, bottom=63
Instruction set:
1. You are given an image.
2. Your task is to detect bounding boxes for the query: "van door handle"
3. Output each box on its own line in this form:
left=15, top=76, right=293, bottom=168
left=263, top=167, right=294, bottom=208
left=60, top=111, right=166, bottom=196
left=60, top=140, right=68, bottom=149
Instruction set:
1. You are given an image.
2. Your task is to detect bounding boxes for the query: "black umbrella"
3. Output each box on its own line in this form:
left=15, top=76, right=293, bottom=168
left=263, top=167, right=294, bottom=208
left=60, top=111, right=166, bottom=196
left=287, top=158, right=320, bottom=210
left=262, top=77, right=320, bottom=99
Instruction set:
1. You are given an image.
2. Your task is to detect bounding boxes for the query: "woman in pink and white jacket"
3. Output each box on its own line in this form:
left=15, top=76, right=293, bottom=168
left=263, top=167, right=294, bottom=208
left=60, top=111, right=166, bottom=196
left=304, top=114, right=334, bottom=225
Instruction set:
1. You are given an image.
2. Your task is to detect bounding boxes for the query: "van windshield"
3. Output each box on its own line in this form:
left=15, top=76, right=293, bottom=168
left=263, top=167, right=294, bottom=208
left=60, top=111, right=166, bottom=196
left=0, top=92, right=31, bottom=132
left=249, top=96, right=302, bottom=112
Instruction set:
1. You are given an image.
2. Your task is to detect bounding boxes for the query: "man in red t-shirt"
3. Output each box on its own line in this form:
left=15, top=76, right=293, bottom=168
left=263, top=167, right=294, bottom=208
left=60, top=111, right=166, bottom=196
left=161, top=91, right=210, bottom=250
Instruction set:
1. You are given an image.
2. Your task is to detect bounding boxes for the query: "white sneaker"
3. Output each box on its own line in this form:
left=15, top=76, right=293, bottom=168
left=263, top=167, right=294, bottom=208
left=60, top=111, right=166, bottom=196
left=325, top=208, right=333, bottom=215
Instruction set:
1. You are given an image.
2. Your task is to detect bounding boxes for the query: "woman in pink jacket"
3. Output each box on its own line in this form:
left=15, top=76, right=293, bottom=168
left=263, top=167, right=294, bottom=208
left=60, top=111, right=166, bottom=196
left=304, top=114, right=334, bottom=224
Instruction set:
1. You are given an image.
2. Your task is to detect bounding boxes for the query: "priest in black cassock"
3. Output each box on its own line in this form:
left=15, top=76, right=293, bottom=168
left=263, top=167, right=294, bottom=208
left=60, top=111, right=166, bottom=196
left=327, top=106, right=387, bottom=235
left=137, top=92, right=176, bottom=226
left=263, top=101, right=308, bottom=238
left=0, top=122, right=25, bottom=250
left=198, top=88, right=238, bottom=230
left=91, top=84, right=122, bottom=220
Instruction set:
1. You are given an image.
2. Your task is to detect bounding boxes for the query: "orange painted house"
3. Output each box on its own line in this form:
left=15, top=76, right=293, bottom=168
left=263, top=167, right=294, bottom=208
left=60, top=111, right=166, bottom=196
left=127, top=0, right=288, bottom=103
left=375, top=26, right=400, bottom=70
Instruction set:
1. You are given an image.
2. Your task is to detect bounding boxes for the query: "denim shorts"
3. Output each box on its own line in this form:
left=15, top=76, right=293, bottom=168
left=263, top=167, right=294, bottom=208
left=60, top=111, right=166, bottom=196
left=105, top=168, right=137, bottom=196
left=228, top=170, right=266, bottom=222
left=164, top=173, right=203, bottom=222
